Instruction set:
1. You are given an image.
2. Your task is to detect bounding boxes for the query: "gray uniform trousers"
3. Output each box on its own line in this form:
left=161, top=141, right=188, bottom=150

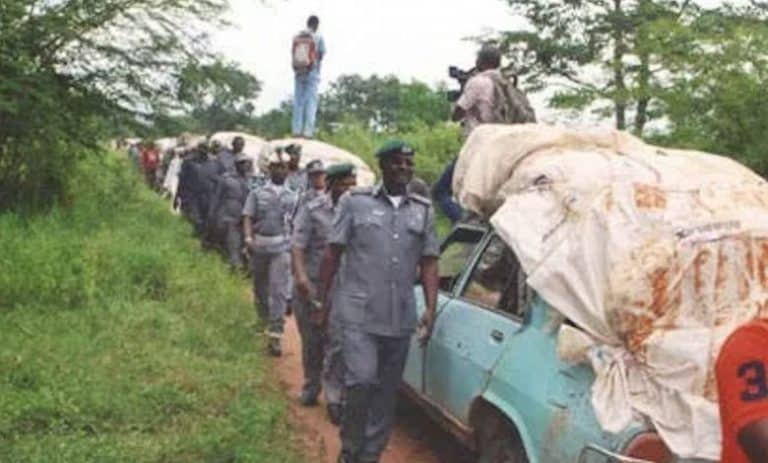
left=222, top=222, right=245, bottom=270
left=293, top=288, right=324, bottom=397
left=323, top=318, right=345, bottom=407
left=251, top=250, right=291, bottom=335
left=341, top=329, right=410, bottom=462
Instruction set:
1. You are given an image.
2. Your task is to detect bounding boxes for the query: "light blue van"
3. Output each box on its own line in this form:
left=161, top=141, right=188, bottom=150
left=403, top=223, right=714, bottom=463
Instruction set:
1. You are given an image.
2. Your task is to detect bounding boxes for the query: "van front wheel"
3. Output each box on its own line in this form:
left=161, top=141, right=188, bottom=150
left=476, top=410, right=529, bottom=463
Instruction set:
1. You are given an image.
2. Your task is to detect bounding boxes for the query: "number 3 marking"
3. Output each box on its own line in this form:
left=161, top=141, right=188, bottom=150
left=739, top=361, right=768, bottom=401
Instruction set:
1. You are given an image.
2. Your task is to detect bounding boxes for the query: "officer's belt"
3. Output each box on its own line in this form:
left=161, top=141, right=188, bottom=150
left=251, top=233, right=288, bottom=246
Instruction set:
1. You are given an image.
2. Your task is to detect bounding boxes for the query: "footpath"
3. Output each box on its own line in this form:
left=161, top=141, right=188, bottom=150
left=275, top=317, right=473, bottom=463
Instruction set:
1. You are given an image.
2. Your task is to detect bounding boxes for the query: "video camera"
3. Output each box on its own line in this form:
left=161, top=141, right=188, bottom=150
left=447, top=65, right=477, bottom=102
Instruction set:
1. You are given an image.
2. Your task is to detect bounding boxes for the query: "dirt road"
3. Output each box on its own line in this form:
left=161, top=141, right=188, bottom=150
left=275, top=317, right=474, bottom=463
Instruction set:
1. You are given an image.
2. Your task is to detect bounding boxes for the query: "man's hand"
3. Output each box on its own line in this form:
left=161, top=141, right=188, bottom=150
left=244, top=236, right=254, bottom=251
left=296, top=277, right=316, bottom=300
left=310, top=299, right=328, bottom=329
left=418, top=310, right=436, bottom=347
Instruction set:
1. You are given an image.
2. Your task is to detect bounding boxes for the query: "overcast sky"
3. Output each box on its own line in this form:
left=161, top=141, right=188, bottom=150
left=212, top=0, right=527, bottom=115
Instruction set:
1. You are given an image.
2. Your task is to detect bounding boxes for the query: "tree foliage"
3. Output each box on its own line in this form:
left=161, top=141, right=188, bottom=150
left=176, top=60, right=261, bottom=133
left=318, top=74, right=451, bottom=132
left=0, top=0, right=227, bottom=210
left=650, top=6, right=768, bottom=174
left=500, top=0, right=698, bottom=133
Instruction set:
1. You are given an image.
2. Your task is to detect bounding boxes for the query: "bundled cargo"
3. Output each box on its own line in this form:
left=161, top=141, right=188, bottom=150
left=266, top=138, right=376, bottom=186
left=453, top=123, right=768, bottom=460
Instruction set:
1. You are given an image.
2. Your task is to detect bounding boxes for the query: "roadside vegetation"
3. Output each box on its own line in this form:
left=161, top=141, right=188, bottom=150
left=0, top=154, right=300, bottom=462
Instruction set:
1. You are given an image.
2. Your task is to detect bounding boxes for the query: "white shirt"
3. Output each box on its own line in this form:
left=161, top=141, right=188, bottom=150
left=387, top=195, right=403, bottom=208
left=456, top=69, right=501, bottom=138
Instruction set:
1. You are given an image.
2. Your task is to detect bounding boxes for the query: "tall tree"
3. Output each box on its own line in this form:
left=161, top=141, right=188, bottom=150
left=499, top=0, right=696, bottom=133
left=176, top=60, right=261, bottom=133
left=0, top=0, right=226, bottom=209
left=652, top=6, right=768, bottom=173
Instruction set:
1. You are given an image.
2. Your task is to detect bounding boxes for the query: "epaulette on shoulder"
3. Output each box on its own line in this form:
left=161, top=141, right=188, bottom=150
left=408, top=193, right=432, bottom=206
left=350, top=186, right=374, bottom=196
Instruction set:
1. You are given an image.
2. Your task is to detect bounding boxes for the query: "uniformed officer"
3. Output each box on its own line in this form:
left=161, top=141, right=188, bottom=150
left=318, top=141, right=440, bottom=463
left=206, top=153, right=253, bottom=271
left=285, top=143, right=308, bottom=193
left=243, top=149, right=298, bottom=356
left=291, top=159, right=326, bottom=225
left=216, top=136, right=245, bottom=174
left=291, top=162, right=354, bottom=409
left=319, top=163, right=358, bottom=426
left=177, top=141, right=224, bottom=237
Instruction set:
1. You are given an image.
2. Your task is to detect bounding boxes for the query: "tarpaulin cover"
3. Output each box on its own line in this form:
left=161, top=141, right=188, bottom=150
left=453, top=123, right=768, bottom=460
left=267, top=138, right=376, bottom=187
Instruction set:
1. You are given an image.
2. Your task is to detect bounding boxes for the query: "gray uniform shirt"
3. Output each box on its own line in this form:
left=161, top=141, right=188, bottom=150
left=208, top=172, right=250, bottom=225
left=329, top=184, right=440, bottom=336
left=217, top=149, right=236, bottom=174
left=292, top=192, right=334, bottom=282
left=286, top=169, right=308, bottom=194
left=242, top=181, right=298, bottom=253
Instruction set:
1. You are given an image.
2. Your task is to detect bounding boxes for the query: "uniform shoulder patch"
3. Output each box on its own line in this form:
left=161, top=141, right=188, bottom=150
left=350, top=186, right=374, bottom=196
left=408, top=193, right=432, bottom=206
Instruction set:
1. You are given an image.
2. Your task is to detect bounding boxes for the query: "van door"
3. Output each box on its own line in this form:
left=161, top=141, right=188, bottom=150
left=424, top=235, right=529, bottom=424
left=402, top=225, right=486, bottom=393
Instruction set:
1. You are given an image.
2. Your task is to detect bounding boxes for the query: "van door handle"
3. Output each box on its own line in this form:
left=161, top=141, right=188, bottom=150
left=490, top=330, right=504, bottom=343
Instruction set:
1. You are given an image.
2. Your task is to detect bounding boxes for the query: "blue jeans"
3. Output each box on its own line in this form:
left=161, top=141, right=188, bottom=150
left=434, top=159, right=462, bottom=223
left=292, top=73, right=319, bottom=137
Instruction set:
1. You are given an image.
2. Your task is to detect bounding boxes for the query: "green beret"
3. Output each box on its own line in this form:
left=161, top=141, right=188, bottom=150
left=375, top=140, right=415, bottom=159
left=326, top=163, right=356, bottom=181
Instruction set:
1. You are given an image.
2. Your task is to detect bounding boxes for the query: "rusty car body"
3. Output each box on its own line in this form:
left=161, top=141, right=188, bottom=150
left=402, top=223, right=714, bottom=463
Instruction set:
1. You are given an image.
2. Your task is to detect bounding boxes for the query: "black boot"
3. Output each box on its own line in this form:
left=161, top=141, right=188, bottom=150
left=268, top=337, right=282, bottom=357
left=327, top=403, right=343, bottom=426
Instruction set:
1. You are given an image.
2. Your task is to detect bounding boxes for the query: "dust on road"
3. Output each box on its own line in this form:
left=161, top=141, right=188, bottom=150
left=274, top=316, right=474, bottom=463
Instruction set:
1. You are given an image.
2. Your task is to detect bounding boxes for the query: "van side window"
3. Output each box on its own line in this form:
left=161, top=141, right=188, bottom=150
left=438, top=227, right=485, bottom=294
left=462, top=235, right=531, bottom=319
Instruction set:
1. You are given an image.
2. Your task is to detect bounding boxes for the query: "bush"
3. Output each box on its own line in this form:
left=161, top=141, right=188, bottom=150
left=0, top=153, right=300, bottom=462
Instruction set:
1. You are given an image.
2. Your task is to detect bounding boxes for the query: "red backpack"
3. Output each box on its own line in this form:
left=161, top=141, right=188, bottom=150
left=292, top=31, right=317, bottom=73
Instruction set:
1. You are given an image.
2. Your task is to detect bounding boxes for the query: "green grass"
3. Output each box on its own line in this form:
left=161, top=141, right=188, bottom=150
left=0, top=153, right=301, bottom=462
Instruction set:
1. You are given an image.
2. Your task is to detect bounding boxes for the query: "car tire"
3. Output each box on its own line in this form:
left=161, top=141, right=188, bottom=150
left=476, top=411, right=529, bottom=463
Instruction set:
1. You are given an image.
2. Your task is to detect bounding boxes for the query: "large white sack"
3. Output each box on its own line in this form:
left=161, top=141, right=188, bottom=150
left=453, top=123, right=768, bottom=460
left=267, top=138, right=376, bottom=187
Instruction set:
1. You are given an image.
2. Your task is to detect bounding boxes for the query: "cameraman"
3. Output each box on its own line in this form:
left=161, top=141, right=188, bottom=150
left=434, top=45, right=535, bottom=224
left=451, top=44, right=535, bottom=137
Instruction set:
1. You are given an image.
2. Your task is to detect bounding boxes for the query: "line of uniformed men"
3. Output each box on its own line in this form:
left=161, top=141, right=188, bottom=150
left=177, top=136, right=440, bottom=463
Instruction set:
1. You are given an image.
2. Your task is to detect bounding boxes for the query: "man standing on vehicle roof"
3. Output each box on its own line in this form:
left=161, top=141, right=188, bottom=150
left=292, top=15, right=326, bottom=139
left=290, top=161, right=350, bottom=410
left=317, top=141, right=440, bottom=463
left=243, top=149, right=298, bottom=357
left=435, top=44, right=537, bottom=224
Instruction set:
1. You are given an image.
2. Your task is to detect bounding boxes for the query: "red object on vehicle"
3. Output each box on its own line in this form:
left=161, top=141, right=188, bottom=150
left=716, top=319, right=768, bottom=463
left=141, top=148, right=159, bottom=172
left=624, top=432, right=673, bottom=462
